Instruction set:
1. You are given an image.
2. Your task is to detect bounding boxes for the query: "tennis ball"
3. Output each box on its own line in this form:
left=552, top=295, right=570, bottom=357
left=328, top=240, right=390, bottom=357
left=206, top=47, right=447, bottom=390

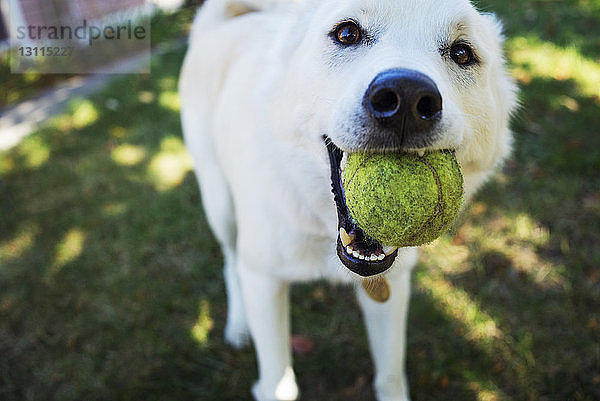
left=342, top=150, right=463, bottom=247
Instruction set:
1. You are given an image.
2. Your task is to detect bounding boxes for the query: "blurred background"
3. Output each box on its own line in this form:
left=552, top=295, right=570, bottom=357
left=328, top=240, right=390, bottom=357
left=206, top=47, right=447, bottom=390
left=0, top=0, right=599, bottom=400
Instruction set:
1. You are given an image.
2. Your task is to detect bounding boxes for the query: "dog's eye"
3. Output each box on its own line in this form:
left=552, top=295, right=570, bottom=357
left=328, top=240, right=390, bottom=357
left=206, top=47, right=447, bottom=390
left=450, top=43, right=476, bottom=66
left=333, top=21, right=361, bottom=45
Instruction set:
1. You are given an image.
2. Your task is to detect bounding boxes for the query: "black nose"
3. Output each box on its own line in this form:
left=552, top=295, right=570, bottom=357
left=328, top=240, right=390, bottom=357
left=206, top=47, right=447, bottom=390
left=363, top=68, right=442, bottom=138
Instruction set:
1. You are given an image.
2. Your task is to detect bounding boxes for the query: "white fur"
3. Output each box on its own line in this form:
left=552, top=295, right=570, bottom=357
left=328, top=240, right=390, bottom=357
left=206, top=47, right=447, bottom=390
left=179, top=1, right=517, bottom=400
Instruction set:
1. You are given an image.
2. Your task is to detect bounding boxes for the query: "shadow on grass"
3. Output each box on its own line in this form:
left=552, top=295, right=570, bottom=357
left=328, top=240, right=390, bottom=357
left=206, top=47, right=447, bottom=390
left=0, top=45, right=257, bottom=401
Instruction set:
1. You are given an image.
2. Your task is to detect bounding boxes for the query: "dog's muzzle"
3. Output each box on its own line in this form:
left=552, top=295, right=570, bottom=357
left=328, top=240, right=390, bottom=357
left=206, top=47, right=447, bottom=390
left=362, top=68, right=443, bottom=150
left=326, top=68, right=443, bottom=277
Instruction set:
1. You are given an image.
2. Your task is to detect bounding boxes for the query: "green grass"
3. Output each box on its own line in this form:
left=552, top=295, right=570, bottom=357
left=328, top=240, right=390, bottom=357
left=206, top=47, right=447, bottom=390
left=1, top=1, right=599, bottom=400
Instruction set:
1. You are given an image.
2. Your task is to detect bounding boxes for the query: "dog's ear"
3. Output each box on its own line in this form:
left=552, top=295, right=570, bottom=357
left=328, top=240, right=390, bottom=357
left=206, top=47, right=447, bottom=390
left=479, top=12, right=507, bottom=40
left=479, top=11, right=520, bottom=128
left=459, top=10, right=519, bottom=185
left=225, top=2, right=260, bottom=17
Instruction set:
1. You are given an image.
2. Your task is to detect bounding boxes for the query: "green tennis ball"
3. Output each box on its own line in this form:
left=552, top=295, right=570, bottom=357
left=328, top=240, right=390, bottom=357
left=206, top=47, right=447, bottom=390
left=342, top=150, right=464, bottom=247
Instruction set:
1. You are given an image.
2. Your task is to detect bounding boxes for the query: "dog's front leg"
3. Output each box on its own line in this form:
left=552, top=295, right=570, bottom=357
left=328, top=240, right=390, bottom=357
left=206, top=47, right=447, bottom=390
left=238, top=263, right=299, bottom=401
left=356, top=268, right=412, bottom=401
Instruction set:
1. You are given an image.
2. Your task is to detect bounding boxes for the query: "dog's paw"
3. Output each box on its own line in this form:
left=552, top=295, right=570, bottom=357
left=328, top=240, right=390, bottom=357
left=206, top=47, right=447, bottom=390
left=375, top=376, right=411, bottom=401
left=251, top=368, right=299, bottom=401
left=377, top=397, right=411, bottom=401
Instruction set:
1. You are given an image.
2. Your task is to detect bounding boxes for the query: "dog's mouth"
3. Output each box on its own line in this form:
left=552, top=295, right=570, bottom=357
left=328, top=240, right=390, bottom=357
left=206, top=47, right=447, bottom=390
left=325, top=138, right=399, bottom=277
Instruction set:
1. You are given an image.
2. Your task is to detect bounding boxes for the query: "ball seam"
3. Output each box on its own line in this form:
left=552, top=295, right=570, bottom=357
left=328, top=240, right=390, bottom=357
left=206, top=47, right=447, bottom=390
left=405, top=155, right=444, bottom=245
left=345, top=153, right=375, bottom=188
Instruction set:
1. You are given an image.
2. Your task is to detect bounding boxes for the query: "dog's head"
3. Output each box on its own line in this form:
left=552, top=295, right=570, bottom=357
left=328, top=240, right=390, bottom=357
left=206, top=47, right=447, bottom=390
left=267, top=0, right=518, bottom=276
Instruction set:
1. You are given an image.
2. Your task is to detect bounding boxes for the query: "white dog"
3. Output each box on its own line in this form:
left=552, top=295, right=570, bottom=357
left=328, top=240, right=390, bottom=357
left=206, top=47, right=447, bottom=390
left=179, top=0, right=517, bottom=400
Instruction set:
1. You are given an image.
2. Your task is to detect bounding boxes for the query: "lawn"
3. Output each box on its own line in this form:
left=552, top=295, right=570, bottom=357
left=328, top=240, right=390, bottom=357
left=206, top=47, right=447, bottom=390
left=1, top=1, right=599, bottom=400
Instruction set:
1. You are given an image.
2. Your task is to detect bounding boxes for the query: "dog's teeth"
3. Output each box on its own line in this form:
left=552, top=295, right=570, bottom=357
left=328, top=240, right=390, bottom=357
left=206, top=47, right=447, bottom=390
left=339, top=227, right=354, bottom=247
left=383, top=246, right=398, bottom=256
left=344, top=242, right=390, bottom=262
